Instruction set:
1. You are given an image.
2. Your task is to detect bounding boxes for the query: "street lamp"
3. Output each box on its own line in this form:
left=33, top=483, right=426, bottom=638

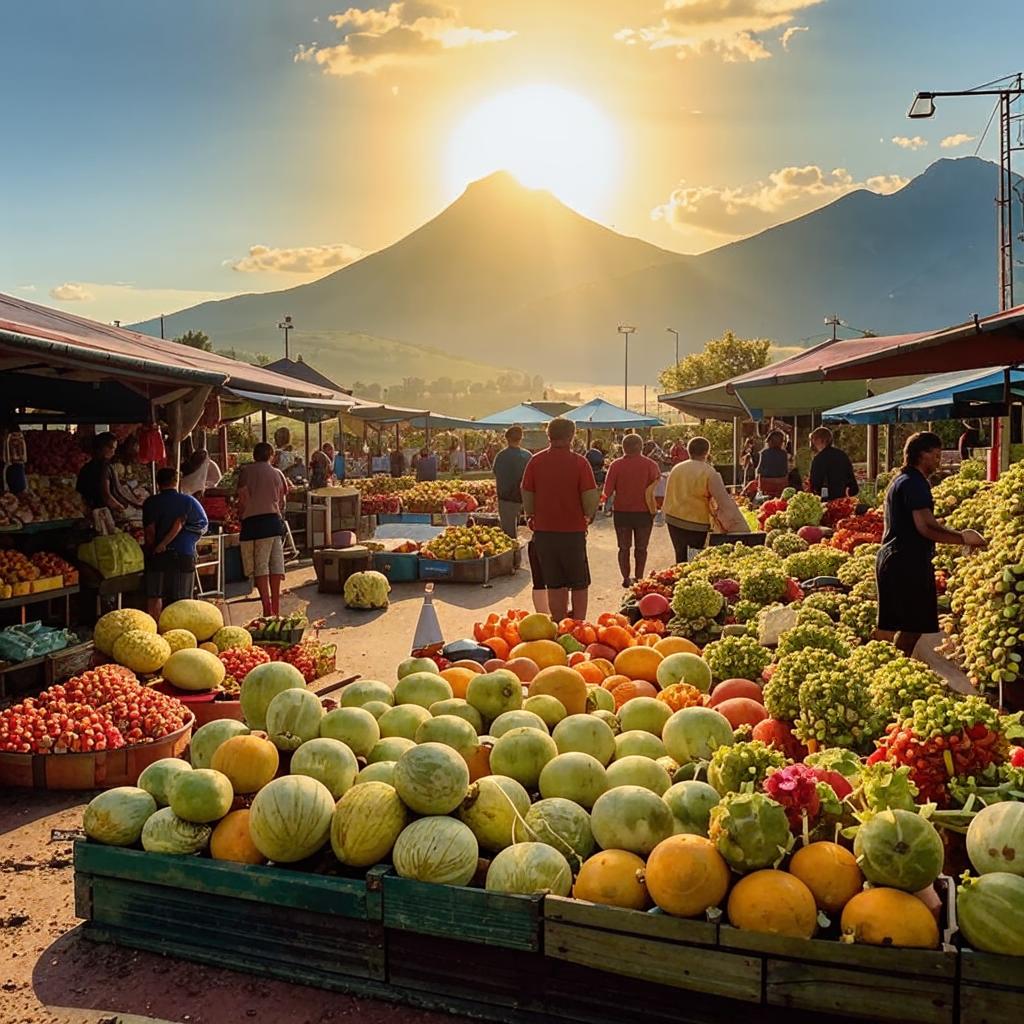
left=278, top=315, right=294, bottom=359
left=617, top=324, right=636, bottom=409
left=666, top=327, right=679, bottom=368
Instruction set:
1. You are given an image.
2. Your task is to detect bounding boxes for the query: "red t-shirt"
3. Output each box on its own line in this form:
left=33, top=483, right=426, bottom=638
left=522, top=446, right=597, bottom=532
left=603, top=454, right=661, bottom=513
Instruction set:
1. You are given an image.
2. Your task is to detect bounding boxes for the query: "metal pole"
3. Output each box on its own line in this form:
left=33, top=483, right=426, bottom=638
left=624, top=335, right=628, bottom=409
left=304, top=419, right=310, bottom=475
left=732, top=416, right=740, bottom=489
left=644, top=384, right=648, bottom=415
left=261, top=410, right=268, bottom=443
left=159, top=315, right=165, bottom=340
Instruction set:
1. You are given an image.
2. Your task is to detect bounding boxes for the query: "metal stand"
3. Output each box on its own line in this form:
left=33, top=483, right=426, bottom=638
left=194, top=533, right=225, bottom=600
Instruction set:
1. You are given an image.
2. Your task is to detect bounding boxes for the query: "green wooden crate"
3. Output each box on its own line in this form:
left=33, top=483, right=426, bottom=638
left=544, top=896, right=761, bottom=1005
left=74, top=842, right=387, bottom=986
left=381, top=872, right=544, bottom=951
left=959, top=948, right=1024, bottom=1024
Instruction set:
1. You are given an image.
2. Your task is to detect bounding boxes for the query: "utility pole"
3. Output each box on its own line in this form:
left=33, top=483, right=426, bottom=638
left=666, top=327, right=679, bottom=367
left=278, top=316, right=294, bottom=360
left=159, top=314, right=165, bottom=340
left=617, top=324, right=636, bottom=409
left=824, top=314, right=842, bottom=341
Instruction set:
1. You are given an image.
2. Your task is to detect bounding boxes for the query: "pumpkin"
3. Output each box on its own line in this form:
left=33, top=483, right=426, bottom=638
left=841, top=887, right=939, bottom=948
left=210, top=809, right=266, bottom=864
left=645, top=834, right=730, bottom=918
left=788, top=841, right=864, bottom=913
left=528, top=666, right=588, bottom=716
left=657, top=683, right=704, bottom=712
left=248, top=775, right=335, bottom=863
left=727, top=869, right=817, bottom=939
left=210, top=734, right=279, bottom=794
left=573, top=850, right=649, bottom=910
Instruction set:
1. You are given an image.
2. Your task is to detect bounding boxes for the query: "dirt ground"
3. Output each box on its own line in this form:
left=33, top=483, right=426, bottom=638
left=0, top=518, right=967, bottom=1024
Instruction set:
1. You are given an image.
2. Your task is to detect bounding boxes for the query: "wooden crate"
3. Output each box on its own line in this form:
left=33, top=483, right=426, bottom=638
left=381, top=872, right=545, bottom=951
left=544, top=896, right=761, bottom=1005
left=74, top=843, right=387, bottom=988
left=44, top=640, right=96, bottom=686
left=959, top=949, right=1024, bottom=1024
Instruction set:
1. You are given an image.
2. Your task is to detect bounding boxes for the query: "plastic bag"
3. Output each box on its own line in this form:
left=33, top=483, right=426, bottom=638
left=77, top=532, right=144, bottom=579
left=137, top=425, right=165, bottom=465
left=0, top=621, right=74, bottom=662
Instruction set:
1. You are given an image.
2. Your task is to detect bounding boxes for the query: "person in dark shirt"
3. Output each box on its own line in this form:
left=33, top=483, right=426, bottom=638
left=958, top=419, right=982, bottom=460
left=76, top=432, right=126, bottom=512
left=493, top=427, right=532, bottom=539
left=808, top=427, right=859, bottom=500
left=875, top=432, right=985, bottom=656
left=756, top=430, right=790, bottom=496
left=585, top=441, right=607, bottom=484
left=390, top=447, right=407, bottom=478
left=142, top=467, right=209, bottom=618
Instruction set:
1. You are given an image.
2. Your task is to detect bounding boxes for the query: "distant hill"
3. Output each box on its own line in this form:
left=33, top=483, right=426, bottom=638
left=135, top=158, right=1019, bottom=384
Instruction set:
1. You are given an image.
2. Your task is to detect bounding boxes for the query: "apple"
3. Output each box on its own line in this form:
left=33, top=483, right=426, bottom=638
left=655, top=652, right=713, bottom=693
left=398, top=656, right=439, bottom=679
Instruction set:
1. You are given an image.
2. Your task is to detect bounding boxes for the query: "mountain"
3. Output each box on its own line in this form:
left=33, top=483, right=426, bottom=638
left=135, top=158, right=1016, bottom=384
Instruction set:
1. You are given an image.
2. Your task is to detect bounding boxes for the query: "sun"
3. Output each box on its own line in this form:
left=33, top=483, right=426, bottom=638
left=444, top=85, right=620, bottom=216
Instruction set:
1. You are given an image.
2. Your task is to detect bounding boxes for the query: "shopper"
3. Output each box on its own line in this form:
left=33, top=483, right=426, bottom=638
left=958, top=419, right=982, bottom=461
left=414, top=446, right=438, bottom=482
left=669, top=437, right=689, bottom=465
left=493, top=426, right=532, bottom=539
left=333, top=447, right=347, bottom=483
left=756, top=429, right=790, bottom=497
left=76, top=432, right=133, bottom=512
left=178, top=448, right=223, bottom=497
left=875, top=432, right=985, bottom=656
left=808, top=427, right=858, bottom=500
left=237, top=442, right=289, bottom=617
left=585, top=440, right=607, bottom=485
left=142, top=467, right=209, bottom=619
left=603, top=433, right=660, bottom=588
left=521, top=418, right=600, bottom=621
left=389, top=446, right=407, bottom=478
left=663, top=436, right=748, bottom=563
left=309, top=443, right=333, bottom=489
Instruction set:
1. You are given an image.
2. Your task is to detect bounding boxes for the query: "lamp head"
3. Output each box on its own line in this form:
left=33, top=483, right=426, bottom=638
left=908, top=92, right=935, bottom=119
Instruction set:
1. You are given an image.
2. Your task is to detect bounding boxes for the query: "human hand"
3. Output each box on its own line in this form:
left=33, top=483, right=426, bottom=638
left=961, top=529, right=986, bottom=549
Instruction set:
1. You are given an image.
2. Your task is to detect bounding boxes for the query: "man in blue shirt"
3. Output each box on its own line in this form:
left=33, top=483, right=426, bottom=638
left=142, top=467, right=209, bottom=618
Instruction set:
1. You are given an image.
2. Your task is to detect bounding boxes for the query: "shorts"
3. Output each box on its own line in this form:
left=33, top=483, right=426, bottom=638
left=531, top=531, right=590, bottom=591
left=876, top=546, right=939, bottom=634
left=498, top=500, right=522, bottom=540
left=241, top=536, right=286, bottom=578
left=144, top=550, right=196, bottom=602
left=527, top=539, right=545, bottom=589
left=613, top=511, right=654, bottom=552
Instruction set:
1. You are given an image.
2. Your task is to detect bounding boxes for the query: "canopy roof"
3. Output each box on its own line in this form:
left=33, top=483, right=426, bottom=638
left=406, top=413, right=488, bottom=431
left=565, top=398, right=663, bottom=429
left=262, top=357, right=350, bottom=394
left=823, top=366, right=1024, bottom=424
left=474, top=403, right=551, bottom=427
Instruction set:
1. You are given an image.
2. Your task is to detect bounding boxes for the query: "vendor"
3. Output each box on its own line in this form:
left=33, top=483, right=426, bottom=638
left=808, top=427, right=858, bottom=500
left=309, top=443, right=334, bottom=490
left=178, top=448, right=222, bottom=497
left=237, top=442, right=289, bottom=617
left=76, top=432, right=136, bottom=512
left=142, top=467, right=209, bottom=619
left=755, top=430, right=790, bottom=497
left=875, top=431, right=986, bottom=656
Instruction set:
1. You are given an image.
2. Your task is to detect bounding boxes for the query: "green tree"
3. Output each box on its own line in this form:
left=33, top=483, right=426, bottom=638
left=174, top=329, right=212, bottom=352
left=658, top=331, right=772, bottom=394
left=255, top=353, right=272, bottom=366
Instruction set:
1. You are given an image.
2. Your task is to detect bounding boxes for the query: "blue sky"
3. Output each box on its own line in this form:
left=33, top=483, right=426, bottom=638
left=2, top=0, right=1021, bottom=323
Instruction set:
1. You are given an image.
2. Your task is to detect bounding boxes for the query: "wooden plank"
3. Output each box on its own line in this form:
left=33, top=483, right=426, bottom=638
left=88, top=876, right=386, bottom=981
left=765, top=959, right=955, bottom=1024
left=960, top=983, right=1024, bottom=1024
left=544, top=895, right=716, bottom=946
left=73, top=872, right=93, bottom=920
left=75, top=842, right=372, bottom=919
left=544, top=919, right=762, bottom=1004
left=959, top=948, right=1024, bottom=986
left=382, top=874, right=543, bottom=951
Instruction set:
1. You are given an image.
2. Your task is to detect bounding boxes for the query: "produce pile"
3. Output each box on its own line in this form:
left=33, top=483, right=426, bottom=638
left=24, top=429, right=90, bottom=476
left=0, top=549, right=78, bottom=598
left=0, top=483, right=86, bottom=528
left=421, top=524, right=515, bottom=561
left=358, top=495, right=402, bottom=516
left=0, top=664, right=189, bottom=753
left=349, top=476, right=497, bottom=513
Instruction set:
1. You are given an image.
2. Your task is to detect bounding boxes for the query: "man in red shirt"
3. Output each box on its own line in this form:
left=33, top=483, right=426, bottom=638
left=522, top=418, right=600, bottom=622
left=669, top=438, right=689, bottom=465
left=603, top=433, right=661, bottom=588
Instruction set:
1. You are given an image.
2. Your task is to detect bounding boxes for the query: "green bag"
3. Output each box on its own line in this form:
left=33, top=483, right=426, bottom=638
left=77, top=533, right=144, bottom=579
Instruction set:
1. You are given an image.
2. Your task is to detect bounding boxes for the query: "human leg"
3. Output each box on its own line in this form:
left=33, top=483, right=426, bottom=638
left=666, top=524, right=689, bottom=563
left=569, top=588, right=589, bottom=621
left=548, top=588, right=570, bottom=621
left=267, top=538, right=286, bottom=616
left=563, top=533, right=591, bottom=619
left=894, top=631, right=922, bottom=657
left=613, top=513, right=633, bottom=586
left=498, top=501, right=521, bottom=540
left=633, top=514, right=655, bottom=579
left=527, top=540, right=549, bottom=613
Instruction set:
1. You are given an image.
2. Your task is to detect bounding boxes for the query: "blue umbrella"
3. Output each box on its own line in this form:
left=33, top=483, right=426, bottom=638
left=565, top=398, right=663, bottom=430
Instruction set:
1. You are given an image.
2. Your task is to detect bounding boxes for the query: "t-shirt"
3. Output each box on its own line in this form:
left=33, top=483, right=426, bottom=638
left=415, top=454, right=438, bottom=482
left=76, top=458, right=116, bottom=510
left=238, top=461, right=288, bottom=519
left=603, top=455, right=660, bottom=513
left=493, top=446, right=532, bottom=503
left=757, top=447, right=789, bottom=479
left=142, top=489, right=209, bottom=556
left=333, top=453, right=346, bottom=480
left=881, top=467, right=935, bottom=559
left=521, top=447, right=597, bottom=532
left=809, top=445, right=859, bottom=499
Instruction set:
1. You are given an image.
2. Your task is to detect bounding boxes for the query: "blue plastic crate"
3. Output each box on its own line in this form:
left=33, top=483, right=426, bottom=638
left=373, top=551, right=420, bottom=583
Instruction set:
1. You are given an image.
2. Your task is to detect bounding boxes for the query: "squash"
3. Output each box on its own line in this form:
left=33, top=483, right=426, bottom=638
left=727, top=869, right=817, bottom=939
left=573, top=850, right=649, bottom=910
left=528, top=665, right=588, bottom=716
left=211, top=734, right=279, bottom=794
left=210, top=809, right=266, bottom=864
left=841, top=887, right=939, bottom=948
left=510, top=640, right=567, bottom=669
left=645, top=834, right=730, bottom=918
left=788, top=841, right=863, bottom=913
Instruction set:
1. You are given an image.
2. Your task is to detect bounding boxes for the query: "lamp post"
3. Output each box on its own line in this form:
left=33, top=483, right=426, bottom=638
left=618, top=323, right=636, bottom=409
left=666, top=327, right=679, bottom=368
left=278, top=315, right=294, bottom=359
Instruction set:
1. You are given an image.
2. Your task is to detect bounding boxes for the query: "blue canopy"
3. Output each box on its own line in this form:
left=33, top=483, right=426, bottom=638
left=474, top=403, right=552, bottom=427
left=406, top=413, right=486, bottom=431
left=823, top=366, right=1024, bottom=424
left=565, top=398, right=663, bottom=430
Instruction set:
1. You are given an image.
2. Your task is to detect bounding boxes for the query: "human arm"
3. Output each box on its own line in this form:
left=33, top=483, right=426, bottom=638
left=578, top=457, right=599, bottom=522
left=808, top=453, right=824, bottom=495
left=153, top=517, right=185, bottom=554
left=707, top=470, right=749, bottom=533
left=520, top=457, right=535, bottom=516
left=602, top=461, right=618, bottom=506
left=100, top=466, right=125, bottom=512
left=911, top=509, right=985, bottom=547
left=843, top=452, right=859, bottom=497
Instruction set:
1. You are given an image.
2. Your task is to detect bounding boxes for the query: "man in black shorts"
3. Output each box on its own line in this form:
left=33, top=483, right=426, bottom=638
left=521, top=418, right=600, bottom=621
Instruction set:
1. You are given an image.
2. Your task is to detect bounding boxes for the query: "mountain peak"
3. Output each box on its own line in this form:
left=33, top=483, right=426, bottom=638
left=462, top=169, right=537, bottom=197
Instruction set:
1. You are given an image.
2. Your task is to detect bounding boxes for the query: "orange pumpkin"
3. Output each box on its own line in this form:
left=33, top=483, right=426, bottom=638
left=727, top=870, right=817, bottom=939
left=645, top=835, right=730, bottom=918
left=210, top=810, right=266, bottom=865
left=613, top=646, right=664, bottom=684
left=210, top=734, right=279, bottom=794
left=657, top=683, right=705, bottom=712
left=573, top=850, right=650, bottom=910
left=528, top=665, right=588, bottom=715
left=481, top=636, right=510, bottom=661
left=789, top=842, right=864, bottom=913
left=610, top=679, right=658, bottom=709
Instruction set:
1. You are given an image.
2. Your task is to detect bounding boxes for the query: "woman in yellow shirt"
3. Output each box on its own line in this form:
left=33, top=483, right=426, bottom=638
left=662, top=437, right=748, bottom=562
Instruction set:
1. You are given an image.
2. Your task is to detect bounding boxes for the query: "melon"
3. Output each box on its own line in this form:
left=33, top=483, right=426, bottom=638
left=466, top=670, right=523, bottom=721
left=340, top=679, right=395, bottom=708
left=966, top=802, right=1024, bottom=877
left=514, top=797, right=594, bottom=865
left=392, top=816, right=479, bottom=886
left=591, top=709, right=621, bottom=734
left=528, top=665, right=589, bottom=716
left=841, top=887, right=940, bottom=948
left=357, top=762, right=396, bottom=786
left=190, top=719, right=250, bottom=769
left=486, top=843, right=572, bottom=896
left=94, top=608, right=157, bottom=656
left=618, top=697, right=672, bottom=737
left=331, top=781, right=409, bottom=867
left=163, top=647, right=227, bottom=692
left=265, top=688, right=324, bottom=751
left=430, top=698, right=484, bottom=734
left=168, top=768, right=234, bottom=823
left=367, top=737, right=416, bottom=763
left=637, top=593, right=670, bottom=618
left=290, top=737, right=359, bottom=799
left=854, top=809, right=944, bottom=892
left=490, top=710, right=549, bottom=738
left=646, top=834, right=730, bottom=918
left=590, top=785, right=674, bottom=856
left=159, top=599, right=224, bottom=641
left=584, top=686, right=615, bottom=714
left=662, top=706, right=734, bottom=764
left=489, top=726, right=558, bottom=790
left=524, top=694, right=568, bottom=728
left=362, top=700, right=392, bottom=720
left=141, top=807, right=212, bottom=855
left=137, top=757, right=193, bottom=806
left=789, top=841, right=864, bottom=913
left=397, top=656, right=438, bottom=679
left=614, top=730, right=667, bottom=761
left=605, top=755, right=671, bottom=796
left=394, top=671, right=452, bottom=709
left=212, top=625, right=252, bottom=652
left=162, top=629, right=198, bottom=654
left=459, top=775, right=532, bottom=852
left=552, top=714, right=616, bottom=765
left=210, top=809, right=266, bottom=864
left=663, top=781, right=720, bottom=837
left=573, top=850, right=650, bottom=910
left=708, top=679, right=764, bottom=706
left=714, top=697, right=768, bottom=730
left=320, top=706, right=380, bottom=758
left=957, top=872, right=1024, bottom=956
left=378, top=703, right=432, bottom=740
left=728, top=869, right=817, bottom=939
left=240, top=661, right=306, bottom=730
left=83, top=787, right=157, bottom=846
left=414, top=715, right=480, bottom=760
left=248, top=775, right=335, bottom=863
left=112, top=629, right=172, bottom=675
left=538, top=752, right=608, bottom=809
left=656, top=652, right=713, bottom=693
left=210, top=734, right=279, bottom=794
left=394, top=742, right=470, bottom=815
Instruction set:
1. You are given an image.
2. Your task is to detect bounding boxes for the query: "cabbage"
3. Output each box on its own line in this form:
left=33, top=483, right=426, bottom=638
left=343, top=571, right=391, bottom=609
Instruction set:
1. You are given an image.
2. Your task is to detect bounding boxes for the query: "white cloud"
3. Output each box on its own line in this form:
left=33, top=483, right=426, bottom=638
left=50, top=282, right=93, bottom=302
left=224, top=242, right=366, bottom=275
left=941, top=133, right=976, bottom=149
left=891, top=135, right=927, bottom=150
left=780, top=25, right=808, bottom=49
left=615, top=0, right=824, bottom=63
left=652, top=164, right=909, bottom=238
left=295, top=1, right=514, bottom=76
left=16, top=284, right=36, bottom=293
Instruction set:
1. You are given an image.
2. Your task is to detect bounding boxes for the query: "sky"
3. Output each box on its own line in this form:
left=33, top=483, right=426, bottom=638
left=2, top=0, right=1022, bottom=324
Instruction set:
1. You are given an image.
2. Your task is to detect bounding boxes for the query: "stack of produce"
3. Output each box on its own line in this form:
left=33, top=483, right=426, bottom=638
left=827, top=510, right=884, bottom=552
left=0, top=484, right=86, bottom=528
left=245, top=613, right=309, bottom=642
left=421, top=524, right=515, bottom=561
left=30, top=552, right=78, bottom=586
left=24, top=429, right=89, bottom=476
left=350, top=476, right=415, bottom=496
left=400, top=480, right=497, bottom=514
left=358, top=495, right=401, bottom=516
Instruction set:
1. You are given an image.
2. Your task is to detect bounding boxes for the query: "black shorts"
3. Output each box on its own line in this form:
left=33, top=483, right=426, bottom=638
left=531, top=531, right=591, bottom=591
left=876, top=546, right=939, bottom=634
left=144, top=550, right=196, bottom=602
left=613, top=511, right=654, bottom=551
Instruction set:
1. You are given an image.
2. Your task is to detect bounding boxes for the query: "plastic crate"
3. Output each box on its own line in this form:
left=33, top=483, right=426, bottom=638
left=418, top=547, right=515, bottom=584
left=314, top=547, right=373, bottom=594
left=373, top=551, right=420, bottom=583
